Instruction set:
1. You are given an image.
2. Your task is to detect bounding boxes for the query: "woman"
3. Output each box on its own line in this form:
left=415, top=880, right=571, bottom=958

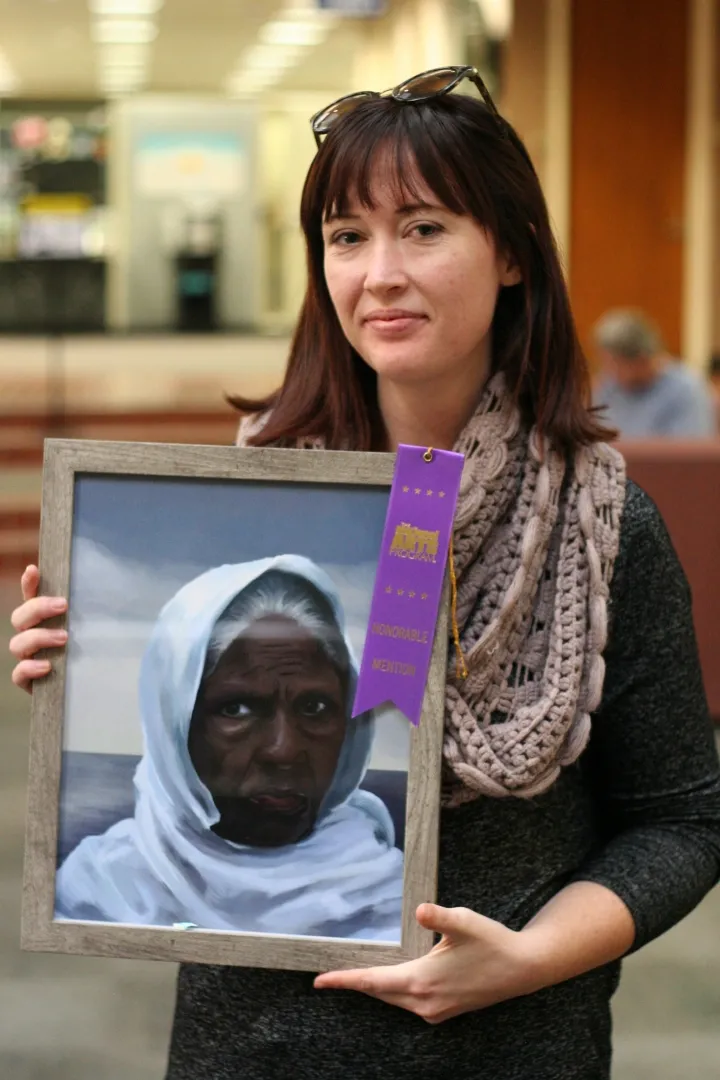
left=10, top=67, right=720, bottom=1080
left=56, top=555, right=404, bottom=940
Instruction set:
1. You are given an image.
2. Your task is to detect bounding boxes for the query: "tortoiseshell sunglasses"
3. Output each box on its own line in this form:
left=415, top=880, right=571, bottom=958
left=310, top=65, right=503, bottom=148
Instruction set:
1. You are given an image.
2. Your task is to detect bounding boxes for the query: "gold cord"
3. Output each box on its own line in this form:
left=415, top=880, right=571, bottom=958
left=425, top=442, right=465, bottom=676
left=448, top=542, right=468, bottom=680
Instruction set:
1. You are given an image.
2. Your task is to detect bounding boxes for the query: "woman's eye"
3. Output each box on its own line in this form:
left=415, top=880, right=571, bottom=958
left=219, top=701, right=253, bottom=719
left=332, top=230, right=362, bottom=246
left=296, top=695, right=336, bottom=719
left=412, top=222, right=442, bottom=239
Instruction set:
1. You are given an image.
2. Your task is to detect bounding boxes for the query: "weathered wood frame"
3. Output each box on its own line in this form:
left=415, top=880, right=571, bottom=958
left=22, top=439, right=447, bottom=972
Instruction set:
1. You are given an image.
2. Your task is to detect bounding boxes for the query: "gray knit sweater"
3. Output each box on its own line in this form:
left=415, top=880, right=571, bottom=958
left=165, top=481, right=720, bottom=1080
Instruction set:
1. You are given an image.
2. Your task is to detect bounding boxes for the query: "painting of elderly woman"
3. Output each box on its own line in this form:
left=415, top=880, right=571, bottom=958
left=55, top=476, right=410, bottom=944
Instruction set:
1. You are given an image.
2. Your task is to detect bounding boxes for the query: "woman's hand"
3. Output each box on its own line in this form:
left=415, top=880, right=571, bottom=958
left=315, top=883, right=635, bottom=1024
left=314, top=903, right=548, bottom=1024
left=9, top=564, right=68, bottom=692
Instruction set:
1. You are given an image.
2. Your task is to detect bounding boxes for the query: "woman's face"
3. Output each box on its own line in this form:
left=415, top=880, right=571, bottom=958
left=189, top=615, right=348, bottom=848
left=322, top=163, right=520, bottom=388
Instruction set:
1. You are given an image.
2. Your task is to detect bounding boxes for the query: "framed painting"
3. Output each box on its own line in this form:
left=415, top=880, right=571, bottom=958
left=21, top=439, right=449, bottom=972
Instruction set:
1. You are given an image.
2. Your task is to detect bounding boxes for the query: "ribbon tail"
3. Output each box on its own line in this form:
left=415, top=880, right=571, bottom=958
left=352, top=684, right=423, bottom=727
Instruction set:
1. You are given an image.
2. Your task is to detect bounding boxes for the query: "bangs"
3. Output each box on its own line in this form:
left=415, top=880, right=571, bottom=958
left=306, top=99, right=499, bottom=231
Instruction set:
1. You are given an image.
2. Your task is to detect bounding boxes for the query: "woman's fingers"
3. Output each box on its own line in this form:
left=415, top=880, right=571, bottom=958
left=10, top=595, right=67, bottom=633
left=8, top=567, right=67, bottom=695
left=9, top=627, right=68, bottom=661
left=20, top=564, right=40, bottom=603
left=11, top=659, right=52, bottom=693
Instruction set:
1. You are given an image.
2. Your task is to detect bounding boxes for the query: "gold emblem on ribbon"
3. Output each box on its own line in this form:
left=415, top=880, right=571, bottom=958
left=389, top=522, right=439, bottom=563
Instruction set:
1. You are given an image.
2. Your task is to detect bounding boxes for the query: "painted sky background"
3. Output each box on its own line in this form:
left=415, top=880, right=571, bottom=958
left=63, top=475, right=411, bottom=768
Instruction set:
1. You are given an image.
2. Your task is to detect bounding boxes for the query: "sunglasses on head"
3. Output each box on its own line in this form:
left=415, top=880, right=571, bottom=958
left=310, top=65, right=504, bottom=148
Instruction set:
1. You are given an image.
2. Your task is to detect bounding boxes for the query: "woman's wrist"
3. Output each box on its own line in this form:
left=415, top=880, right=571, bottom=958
left=515, top=882, right=636, bottom=991
left=514, top=922, right=573, bottom=994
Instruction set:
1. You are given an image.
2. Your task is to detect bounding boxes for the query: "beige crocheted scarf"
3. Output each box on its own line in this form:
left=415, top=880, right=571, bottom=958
left=237, top=373, right=626, bottom=803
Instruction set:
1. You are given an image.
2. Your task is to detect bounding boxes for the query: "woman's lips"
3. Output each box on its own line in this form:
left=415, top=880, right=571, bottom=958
left=363, top=312, right=427, bottom=336
left=249, top=792, right=308, bottom=815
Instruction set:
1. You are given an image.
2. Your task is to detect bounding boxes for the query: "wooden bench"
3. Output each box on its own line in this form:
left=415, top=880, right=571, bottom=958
left=618, top=439, right=720, bottom=722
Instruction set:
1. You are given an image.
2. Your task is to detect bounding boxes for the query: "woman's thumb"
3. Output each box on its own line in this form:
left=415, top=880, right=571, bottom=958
left=21, top=565, right=40, bottom=603
left=416, top=903, right=477, bottom=939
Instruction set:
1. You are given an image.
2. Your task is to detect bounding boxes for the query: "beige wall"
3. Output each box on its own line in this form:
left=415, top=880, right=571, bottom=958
left=353, top=0, right=464, bottom=89
left=256, top=93, right=342, bottom=331
left=501, top=0, right=549, bottom=184
left=714, top=9, right=720, bottom=354
left=499, top=0, right=571, bottom=263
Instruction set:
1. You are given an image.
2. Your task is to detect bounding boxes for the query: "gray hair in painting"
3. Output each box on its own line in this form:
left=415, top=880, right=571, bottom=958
left=205, top=567, right=351, bottom=673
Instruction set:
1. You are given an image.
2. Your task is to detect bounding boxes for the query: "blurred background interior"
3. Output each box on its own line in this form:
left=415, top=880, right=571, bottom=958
left=0, top=1, right=719, bottom=1077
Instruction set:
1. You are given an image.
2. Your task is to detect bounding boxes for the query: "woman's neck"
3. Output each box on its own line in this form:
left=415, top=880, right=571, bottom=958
left=377, top=372, right=488, bottom=452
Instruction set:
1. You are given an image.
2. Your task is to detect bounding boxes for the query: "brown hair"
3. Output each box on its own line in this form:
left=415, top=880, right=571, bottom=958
left=231, top=94, right=612, bottom=451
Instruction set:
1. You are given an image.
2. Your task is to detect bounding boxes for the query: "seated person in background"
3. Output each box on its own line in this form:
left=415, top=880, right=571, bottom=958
left=710, top=353, right=720, bottom=433
left=592, top=308, right=717, bottom=438
left=55, top=555, right=403, bottom=941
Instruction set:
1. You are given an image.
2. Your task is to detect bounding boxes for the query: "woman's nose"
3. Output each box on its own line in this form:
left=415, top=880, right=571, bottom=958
left=364, top=240, right=408, bottom=294
left=256, top=711, right=304, bottom=766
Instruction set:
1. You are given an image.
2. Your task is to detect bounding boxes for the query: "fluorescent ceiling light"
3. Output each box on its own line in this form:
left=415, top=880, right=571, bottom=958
left=100, top=74, right=146, bottom=90
left=283, top=0, right=338, bottom=20
left=242, top=43, right=302, bottom=72
left=226, top=68, right=279, bottom=95
left=226, top=79, right=259, bottom=97
left=228, top=69, right=273, bottom=87
left=100, top=62, right=148, bottom=76
left=89, top=0, right=164, bottom=13
left=259, top=20, right=327, bottom=47
left=92, top=18, right=158, bottom=43
left=225, top=2, right=335, bottom=99
left=100, top=68, right=145, bottom=80
left=99, top=63, right=147, bottom=77
left=98, top=43, right=151, bottom=63
left=0, top=50, right=18, bottom=92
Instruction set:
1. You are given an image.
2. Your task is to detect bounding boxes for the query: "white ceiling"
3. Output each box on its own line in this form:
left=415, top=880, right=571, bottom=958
left=0, top=0, right=361, bottom=98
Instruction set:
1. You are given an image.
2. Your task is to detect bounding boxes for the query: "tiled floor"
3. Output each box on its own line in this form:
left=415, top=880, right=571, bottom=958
left=1, top=577, right=719, bottom=1079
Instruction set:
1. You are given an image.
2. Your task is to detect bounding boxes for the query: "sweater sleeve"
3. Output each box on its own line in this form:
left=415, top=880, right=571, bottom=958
left=572, top=480, right=720, bottom=951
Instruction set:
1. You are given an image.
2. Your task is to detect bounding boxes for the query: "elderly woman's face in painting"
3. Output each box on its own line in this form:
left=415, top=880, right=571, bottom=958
left=189, top=614, right=348, bottom=847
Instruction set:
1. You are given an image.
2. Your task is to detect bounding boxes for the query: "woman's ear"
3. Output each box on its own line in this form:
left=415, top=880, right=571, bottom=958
left=499, top=253, right=522, bottom=287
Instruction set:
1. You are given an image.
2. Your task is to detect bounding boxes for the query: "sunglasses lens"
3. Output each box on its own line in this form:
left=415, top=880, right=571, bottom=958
left=394, top=67, right=460, bottom=102
left=313, top=92, right=376, bottom=135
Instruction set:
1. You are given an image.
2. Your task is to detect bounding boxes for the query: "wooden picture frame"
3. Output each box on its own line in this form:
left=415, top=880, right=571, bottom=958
left=22, top=439, right=447, bottom=973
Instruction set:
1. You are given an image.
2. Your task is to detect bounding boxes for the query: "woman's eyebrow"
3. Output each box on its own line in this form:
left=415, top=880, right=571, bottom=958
left=203, top=680, right=267, bottom=701
left=396, top=201, right=446, bottom=215
left=324, top=200, right=446, bottom=225
left=323, top=209, right=360, bottom=224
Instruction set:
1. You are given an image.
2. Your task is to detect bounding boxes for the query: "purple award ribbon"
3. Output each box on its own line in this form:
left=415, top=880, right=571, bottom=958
left=352, top=444, right=464, bottom=727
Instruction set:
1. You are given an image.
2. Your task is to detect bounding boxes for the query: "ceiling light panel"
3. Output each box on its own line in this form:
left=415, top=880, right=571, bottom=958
left=227, top=71, right=273, bottom=95
left=225, top=0, right=341, bottom=98
left=98, top=43, right=151, bottom=64
left=100, top=73, right=145, bottom=86
left=89, top=0, right=164, bottom=13
left=92, top=19, right=158, bottom=44
left=0, top=49, right=18, bottom=93
left=242, top=43, right=303, bottom=72
left=101, top=64, right=147, bottom=77
left=259, top=20, right=327, bottom=47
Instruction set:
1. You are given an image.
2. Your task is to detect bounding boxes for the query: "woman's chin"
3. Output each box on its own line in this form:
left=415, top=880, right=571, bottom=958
left=365, top=348, right=441, bottom=384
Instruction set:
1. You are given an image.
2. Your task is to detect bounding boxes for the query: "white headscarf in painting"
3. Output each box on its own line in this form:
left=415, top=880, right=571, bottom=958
left=55, top=555, right=404, bottom=941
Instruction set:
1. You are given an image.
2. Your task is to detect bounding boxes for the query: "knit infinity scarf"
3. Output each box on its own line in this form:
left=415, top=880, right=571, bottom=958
left=237, top=373, right=626, bottom=804
left=442, top=374, right=625, bottom=804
